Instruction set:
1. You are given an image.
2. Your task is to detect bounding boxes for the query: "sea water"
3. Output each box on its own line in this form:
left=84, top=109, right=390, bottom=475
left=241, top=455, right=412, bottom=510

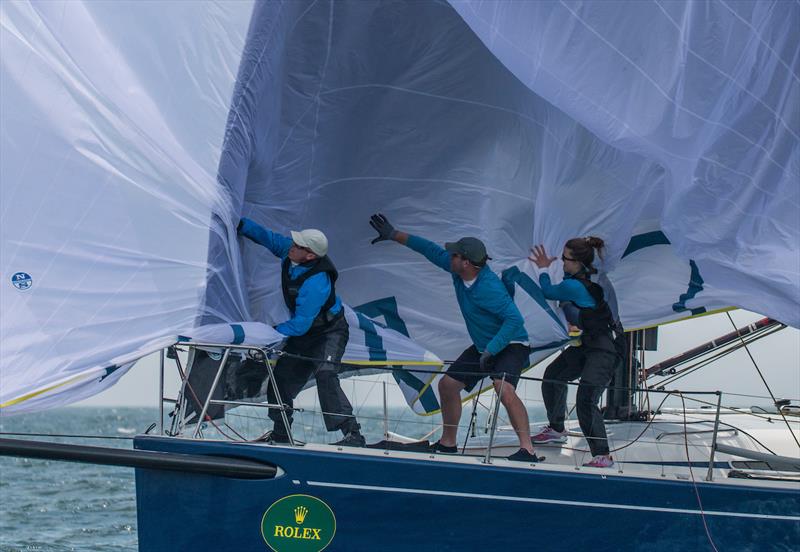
left=1, top=408, right=148, bottom=551
left=1, top=405, right=528, bottom=551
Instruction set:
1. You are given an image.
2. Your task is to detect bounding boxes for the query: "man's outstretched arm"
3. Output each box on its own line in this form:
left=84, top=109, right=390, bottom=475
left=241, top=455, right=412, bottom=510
left=369, top=213, right=450, bottom=272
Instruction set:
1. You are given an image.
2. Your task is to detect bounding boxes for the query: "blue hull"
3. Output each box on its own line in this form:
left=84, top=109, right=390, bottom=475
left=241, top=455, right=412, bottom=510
left=134, top=436, right=799, bottom=551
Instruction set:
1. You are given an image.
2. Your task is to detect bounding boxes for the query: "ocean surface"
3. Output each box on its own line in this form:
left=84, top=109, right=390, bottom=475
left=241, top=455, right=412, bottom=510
left=0, top=405, right=529, bottom=551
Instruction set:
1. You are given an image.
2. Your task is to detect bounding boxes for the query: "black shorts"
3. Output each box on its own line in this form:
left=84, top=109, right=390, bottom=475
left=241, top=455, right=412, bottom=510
left=446, top=344, right=531, bottom=392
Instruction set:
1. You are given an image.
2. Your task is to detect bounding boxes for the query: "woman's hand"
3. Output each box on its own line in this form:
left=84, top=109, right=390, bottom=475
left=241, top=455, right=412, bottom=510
left=529, top=244, right=556, bottom=269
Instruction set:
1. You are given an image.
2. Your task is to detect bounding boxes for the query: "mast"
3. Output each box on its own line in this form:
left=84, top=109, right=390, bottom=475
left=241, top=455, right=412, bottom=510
left=605, top=327, right=658, bottom=420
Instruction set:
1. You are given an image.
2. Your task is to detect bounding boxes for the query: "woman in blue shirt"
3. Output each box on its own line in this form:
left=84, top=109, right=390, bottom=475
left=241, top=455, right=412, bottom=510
left=529, top=237, right=620, bottom=468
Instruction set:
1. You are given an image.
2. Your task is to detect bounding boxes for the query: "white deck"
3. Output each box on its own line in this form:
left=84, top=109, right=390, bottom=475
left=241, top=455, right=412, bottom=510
left=214, top=408, right=800, bottom=492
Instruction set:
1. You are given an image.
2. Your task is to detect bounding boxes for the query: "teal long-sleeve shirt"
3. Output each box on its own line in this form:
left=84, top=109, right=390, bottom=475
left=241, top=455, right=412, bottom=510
left=538, top=273, right=596, bottom=308
left=405, top=235, right=528, bottom=355
left=238, top=218, right=342, bottom=336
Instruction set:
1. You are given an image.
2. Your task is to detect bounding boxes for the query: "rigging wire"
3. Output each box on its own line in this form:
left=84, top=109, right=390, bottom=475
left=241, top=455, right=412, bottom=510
left=652, top=325, right=784, bottom=388
left=672, top=393, right=797, bottom=425
left=724, top=312, right=800, bottom=449
left=722, top=390, right=800, bottom=402
left=170, top=344, right=798, bottom=452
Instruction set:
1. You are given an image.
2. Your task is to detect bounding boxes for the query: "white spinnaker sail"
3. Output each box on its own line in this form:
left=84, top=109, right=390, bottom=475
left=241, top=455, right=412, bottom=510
left=450, top=0, right=799, bottom=323
left=1, top=1, right=253, bottom=413
left=2, top=1, right=797, bottom=414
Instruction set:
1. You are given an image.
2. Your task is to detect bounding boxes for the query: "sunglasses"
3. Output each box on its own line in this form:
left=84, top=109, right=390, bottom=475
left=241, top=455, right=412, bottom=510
left=292, top=243, right=314, bottom=254
left=562, top=255, right=579, bottom=262
left=451, top=252, right=486, bottom=268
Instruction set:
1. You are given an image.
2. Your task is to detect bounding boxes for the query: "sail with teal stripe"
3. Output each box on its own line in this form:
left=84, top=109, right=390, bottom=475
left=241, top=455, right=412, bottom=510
left=1, top=0, right=797, bottom=414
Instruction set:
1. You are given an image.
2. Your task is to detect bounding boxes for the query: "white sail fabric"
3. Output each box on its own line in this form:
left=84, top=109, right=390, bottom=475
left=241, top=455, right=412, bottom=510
left=177, top=314, right=442, bottom=417
left=228, top=1, right=798, bottom=382
left=1, top=1, right=797, bottom=414
left=179, top=323, right=284, bottom=349
left=0, top=1, right=255, bottom=413
left=450, top=0, right=800, bottom=326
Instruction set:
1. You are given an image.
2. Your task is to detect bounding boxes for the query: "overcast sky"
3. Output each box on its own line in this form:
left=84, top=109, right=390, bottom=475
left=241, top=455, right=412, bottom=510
left=76, top=309, right=799, bottom=412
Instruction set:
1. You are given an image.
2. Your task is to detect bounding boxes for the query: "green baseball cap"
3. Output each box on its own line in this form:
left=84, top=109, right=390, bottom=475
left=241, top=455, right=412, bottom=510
left=444, top=237, right=491, bottom=266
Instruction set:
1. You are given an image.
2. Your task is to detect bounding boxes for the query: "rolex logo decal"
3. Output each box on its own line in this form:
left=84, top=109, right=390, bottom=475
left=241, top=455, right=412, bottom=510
left=261, top=495, right=336, bottom=551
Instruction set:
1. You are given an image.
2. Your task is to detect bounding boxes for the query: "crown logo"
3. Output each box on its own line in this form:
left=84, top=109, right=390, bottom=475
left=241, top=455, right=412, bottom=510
left=294, top=506, right=308, bottom=524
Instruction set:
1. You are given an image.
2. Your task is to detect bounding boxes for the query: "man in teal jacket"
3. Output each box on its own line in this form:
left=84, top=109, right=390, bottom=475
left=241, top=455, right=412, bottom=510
left=369, top=214, right=539, bottom=462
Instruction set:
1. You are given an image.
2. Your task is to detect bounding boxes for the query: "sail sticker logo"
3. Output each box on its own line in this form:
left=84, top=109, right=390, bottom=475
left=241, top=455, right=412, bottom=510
left=11, top=272, right=32, bottom=291
left=261, top=494, right=336, bottom=551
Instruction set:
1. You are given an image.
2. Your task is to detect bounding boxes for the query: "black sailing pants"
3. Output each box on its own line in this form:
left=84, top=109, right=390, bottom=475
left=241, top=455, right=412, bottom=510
left=541, top=346, right=618, bottom=456
left=267, top=313, right=358, bottom=436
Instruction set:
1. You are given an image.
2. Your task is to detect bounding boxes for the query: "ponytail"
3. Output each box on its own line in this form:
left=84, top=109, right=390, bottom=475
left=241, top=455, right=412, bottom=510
left=585, top=236, right=605, bottom=260
left=565, top=236, right=606, bottom=274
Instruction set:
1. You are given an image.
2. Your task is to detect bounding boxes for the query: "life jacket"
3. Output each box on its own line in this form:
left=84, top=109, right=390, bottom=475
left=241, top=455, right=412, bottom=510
left=572, top=277, right=619, bottom=354
left=281, top=255, right=340, bottom=331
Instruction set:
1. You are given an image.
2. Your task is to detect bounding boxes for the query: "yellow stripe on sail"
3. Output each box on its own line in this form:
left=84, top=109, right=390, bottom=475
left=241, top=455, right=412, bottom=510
left=409, top=377, right=438, bottom=413
left=624, top=307, right=736, bottom=332
left=0, top=372, right=96, bottom=408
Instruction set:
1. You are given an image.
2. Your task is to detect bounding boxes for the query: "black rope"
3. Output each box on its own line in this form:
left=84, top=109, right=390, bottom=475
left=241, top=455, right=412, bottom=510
left=557, top=392, right=671, bottom=455
left=724, top=312, right=800, bottom=449
left=714, top=419, right=777, bottom=456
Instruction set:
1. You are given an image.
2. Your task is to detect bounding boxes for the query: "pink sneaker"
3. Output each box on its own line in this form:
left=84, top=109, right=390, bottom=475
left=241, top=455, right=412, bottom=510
left=531, top=426, right=568, bottom=444
left=583, top=455, right=614, bottom=468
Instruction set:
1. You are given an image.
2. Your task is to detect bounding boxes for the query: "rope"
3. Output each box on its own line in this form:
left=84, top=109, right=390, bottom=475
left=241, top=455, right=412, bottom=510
left=679, top=392, right=719, bottom=552
left=557, top=392, right=671, bottom=455
left=168, top=349, right=240, bottom=441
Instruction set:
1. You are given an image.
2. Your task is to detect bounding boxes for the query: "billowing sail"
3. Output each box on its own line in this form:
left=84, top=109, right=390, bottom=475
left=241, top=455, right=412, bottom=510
left=1, top=1, right=254, bottom=413
left=2, top=1, right=797, bottom=414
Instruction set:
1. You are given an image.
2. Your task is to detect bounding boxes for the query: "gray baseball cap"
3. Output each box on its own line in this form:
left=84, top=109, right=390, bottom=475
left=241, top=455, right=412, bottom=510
left=444, top=237, right=491, bottom=265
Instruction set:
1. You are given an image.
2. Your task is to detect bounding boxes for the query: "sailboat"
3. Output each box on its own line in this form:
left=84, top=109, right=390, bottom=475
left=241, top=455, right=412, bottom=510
left=2, top=1, right=798, bottom=550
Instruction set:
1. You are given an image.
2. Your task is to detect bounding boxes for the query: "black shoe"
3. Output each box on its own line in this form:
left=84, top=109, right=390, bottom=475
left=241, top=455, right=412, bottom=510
left=507, top=448, right=541, bottom=463
left=430, top=440, right=458, bottom=454
left=332, top=432, right=366, bottom=447
left=254, top=430, right=291, bottom=444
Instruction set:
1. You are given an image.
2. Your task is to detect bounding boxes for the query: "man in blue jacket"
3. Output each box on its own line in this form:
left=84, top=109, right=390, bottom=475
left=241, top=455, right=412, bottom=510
left=238, top=218, right=364, bottom=447
left=369, top=214, right=539, bottom=462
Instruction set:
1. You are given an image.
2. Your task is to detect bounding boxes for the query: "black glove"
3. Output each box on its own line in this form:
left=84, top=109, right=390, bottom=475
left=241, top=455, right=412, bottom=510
left=479, top=350, right=494, bottom=371
left=369, top=213, right=396, bottom=244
